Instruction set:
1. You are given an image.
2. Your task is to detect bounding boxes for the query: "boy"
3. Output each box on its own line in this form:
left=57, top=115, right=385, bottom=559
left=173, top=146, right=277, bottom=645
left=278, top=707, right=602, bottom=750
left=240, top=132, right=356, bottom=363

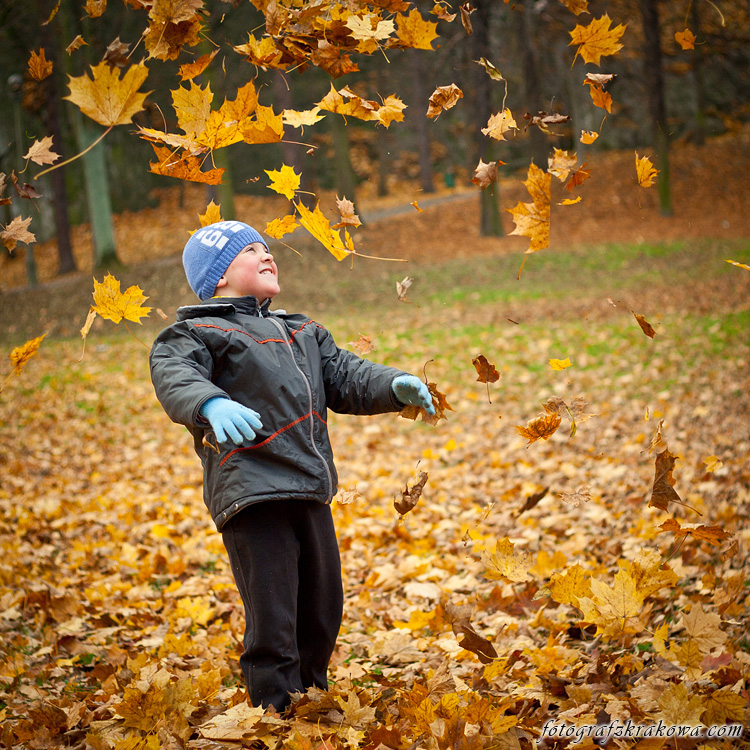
left=149, top=220, right=434, bottom=711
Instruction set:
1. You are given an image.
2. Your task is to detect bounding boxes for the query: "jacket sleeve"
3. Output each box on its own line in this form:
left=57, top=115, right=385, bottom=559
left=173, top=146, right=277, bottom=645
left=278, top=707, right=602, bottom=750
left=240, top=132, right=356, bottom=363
left=314, top=324, right=407, bottom=415
left=149, top=322, right=229, bottom=428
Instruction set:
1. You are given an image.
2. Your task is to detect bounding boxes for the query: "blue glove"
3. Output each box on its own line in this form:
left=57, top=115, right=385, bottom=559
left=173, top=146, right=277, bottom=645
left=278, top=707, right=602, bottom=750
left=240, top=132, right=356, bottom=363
left=199, top=397, right=263, bottom=446
left=392, top=375, right=436, bottom=415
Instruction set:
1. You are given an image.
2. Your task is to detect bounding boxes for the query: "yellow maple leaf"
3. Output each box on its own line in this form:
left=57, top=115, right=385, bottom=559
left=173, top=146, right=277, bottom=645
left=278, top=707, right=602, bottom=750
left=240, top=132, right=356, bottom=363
left=317, top=84, right=379, bottom=122
left=481, top=109, right=518, bottom=141
left=219, top=81, right=260, bottom=124
left=547, top=148, right=577, bottom=181
left=199, top=200, right=222, bottom=226
left=84, top=0, right=106, bottom=18
left=265, top=214, right=299, bottom=239
left=172, top=80, right=213, bottom=137
left=656, top=682, right=704, bottom=727
left=199, top=702, right=266, bottom=741
left=376, top=95, right=407, bottom=128
left=635, top=152, right=659, bottom=187
left=569, top=15, right=626, bottom=66
left=549, top=357, right=571, bottom=370
left=92, top=273, right=152, bottom=324
left=509, top=163, right=551, bottom=276
left=28, top=49, right=54, bottom=82
left=199, top=109, right=245, bottom=151
left=345, top=13, right=395, bottom=53
left=392, top=609, right=436, bottom=631
left=578, top=569, right=644, bottom=636
left=680, top=603, right=726, bottom=653
left=675, top=28, right=696, bottom=50
left=265, top=164, right=300, bottom=200
left=703, top=454, right=723, bottom=472
left=701, top=687, right=748, bottom=726
left=233, top=35, right=284, bottom=68
left=240, top=104, right=284, bottom=144
left=295, top=202, right=350, bottom=261
left=65, top=61, right=150, bottom=128
left=283, top=107, right=326, bottom=131
left=7, top=334, right=46, bottom=378
left=545, top=563, right=591, bottom=606
left=480, top=537, right=533, bottom=583
left=395, top=9, right=439, bottom=50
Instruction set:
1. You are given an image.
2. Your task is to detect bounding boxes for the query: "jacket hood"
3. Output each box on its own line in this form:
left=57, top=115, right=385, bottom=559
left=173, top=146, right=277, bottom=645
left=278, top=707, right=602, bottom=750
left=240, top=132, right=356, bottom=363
left=176, top=296, right=274, bottom=322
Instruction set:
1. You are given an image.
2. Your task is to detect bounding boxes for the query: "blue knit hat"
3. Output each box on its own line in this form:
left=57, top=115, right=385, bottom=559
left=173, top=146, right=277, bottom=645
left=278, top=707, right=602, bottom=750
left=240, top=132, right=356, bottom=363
left=183, top=221, right=269, bottom=300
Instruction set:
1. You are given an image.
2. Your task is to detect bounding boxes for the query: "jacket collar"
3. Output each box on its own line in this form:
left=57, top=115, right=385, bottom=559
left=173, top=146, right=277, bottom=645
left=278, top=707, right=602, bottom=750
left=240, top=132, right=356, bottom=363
left=176, top=296, right=274, bottom=322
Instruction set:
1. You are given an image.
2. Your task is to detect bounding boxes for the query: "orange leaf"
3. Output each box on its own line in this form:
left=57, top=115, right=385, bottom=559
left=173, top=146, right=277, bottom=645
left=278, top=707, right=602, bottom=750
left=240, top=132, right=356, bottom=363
left=8, top=334, right=46, bottom=377
left=399, top=381, right=453, bottom=425
left=675, top=28, right=696, bottom=50
left=580, top=130, right=599, bottom=144
left=233, top=35, right=285, bottom=68
left=92, top=273, right=151, bottom=324
left=178, top=50, right=218, bottom=81
left=635, top=152, right=659, bottom=187
left=516, top=412, right=561, bottom=445
left=148, top=145, right=224, bottom=185
left=566, top=162, right=592, bottom=191
left=28, top=49, right=54, bottom=82
left=547, top=148, right=577, bottom=181
left=375, top=95, right=407, bottom=127
left=472, top=159, right=503, bottom=189
left=65, top=61, right=150, bottom=128
left=84, top=0, right=106, bottom=18
left=472, top=354, right=499, bottom=383
left=240, top=104, right=284, bottom=144
left=557, top=0, right=589, bottom=14
left=569, top=15, right=627, bottom=66
left=658, top=519, right=731, bottom=546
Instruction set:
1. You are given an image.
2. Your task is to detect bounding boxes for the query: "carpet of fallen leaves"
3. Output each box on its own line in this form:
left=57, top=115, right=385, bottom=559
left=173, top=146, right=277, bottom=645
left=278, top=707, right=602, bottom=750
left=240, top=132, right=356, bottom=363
left=1, top=231, right=749, bottom=750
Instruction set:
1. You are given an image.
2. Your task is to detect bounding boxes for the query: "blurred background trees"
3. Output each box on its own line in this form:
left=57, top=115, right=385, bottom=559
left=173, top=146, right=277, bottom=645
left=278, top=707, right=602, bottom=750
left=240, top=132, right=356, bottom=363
left=1, top=0, right=748, bottom=282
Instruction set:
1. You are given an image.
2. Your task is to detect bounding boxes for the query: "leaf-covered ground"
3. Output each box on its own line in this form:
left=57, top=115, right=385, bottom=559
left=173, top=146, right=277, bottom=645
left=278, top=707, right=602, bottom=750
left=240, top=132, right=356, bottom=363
left=1, top=234, right=749, bottom=749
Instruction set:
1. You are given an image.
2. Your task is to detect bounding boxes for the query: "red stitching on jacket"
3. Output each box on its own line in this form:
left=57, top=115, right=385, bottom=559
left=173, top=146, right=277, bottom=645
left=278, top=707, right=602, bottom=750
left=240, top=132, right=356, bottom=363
left=219, top=410, right=327, bottom=466
left=194, top=319, right=322, bottom=346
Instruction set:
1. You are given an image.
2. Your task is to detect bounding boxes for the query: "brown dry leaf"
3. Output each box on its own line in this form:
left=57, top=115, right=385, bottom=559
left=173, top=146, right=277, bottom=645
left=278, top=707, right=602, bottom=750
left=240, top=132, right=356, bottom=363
left=28, top=49, right=54, bottom=82
left=517, top=486, right=549, bottom=514
left=92, top=273, right=152, bottom=324
left=658, top=519, right=731, bottom=547
left=348, top=334, right=374, bottom=356
left=472, top=355, right=499, bottom=384
left=2, top=215, right=36, bottom=252
left=444, top=602, right=498, bottom=664
left=557, top=0, right=588, bottom=15
left=635, top=152, right=659, bottom=187
left=11, top=171, right=42, bottom=200
left=475, top=57, right=504, bottom=81
left=648, top=449, right=683, bottom=511
left=524, top=111, right=571, bottom=135
left=66, top=35, right=87, bottom=55
left=399, top=381, right=453, bottom=425
left=103, top=37, right=130, bottom=68
left=85, top=0, right=106, bottom=18
left=645, top=418, right=666, bottom=454
left=569, top=14, right=627, bottom=66
left=65, top=61, right=150, bottom=127
left=566, top=162, right=592, bottom=191
left=675, top=28, right=696, bottom=51
left=332, top=196, right=361, bottom=228
left=633, top=311, right=657, bottom=338
left=543, top=395, right=596, bottom=437
left=396, top=276, right=413, bottom=302
left=431, top=2, right=456, bottom=22
left=24, top=136, right=61, bottom=166
left=459, top=2, right=475, bottom=34
left=472, top=159, right=503, bottom=189
left=516, top=412, right=561, bottom=446
left=80, top=307, right=97, bottom=339
left=481, top=109, right=517, bottom=141
left=560, top=485, right=591, bottom=507
left=426, top=84, right=463, bottom=119
left=394, top=470, right=428, bottom=516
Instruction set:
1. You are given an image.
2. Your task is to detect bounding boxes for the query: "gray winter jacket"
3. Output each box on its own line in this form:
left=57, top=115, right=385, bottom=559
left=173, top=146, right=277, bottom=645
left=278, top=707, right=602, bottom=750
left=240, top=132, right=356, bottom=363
left=149, top=296, right=407, bottom=530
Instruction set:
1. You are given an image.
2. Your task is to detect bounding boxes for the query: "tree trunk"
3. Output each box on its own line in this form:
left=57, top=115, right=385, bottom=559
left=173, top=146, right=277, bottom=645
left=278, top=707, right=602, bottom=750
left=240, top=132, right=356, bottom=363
left=472, top=0, right=503, bottom=236
left=640, top=0, right=673, bottom=216
left=689, top=1, right=707, bottom=145
left=409, top=50, right=435, bottom=194
left=330, top=109, right=357, bottom=203
left=515, top=4, right=548, bottom=170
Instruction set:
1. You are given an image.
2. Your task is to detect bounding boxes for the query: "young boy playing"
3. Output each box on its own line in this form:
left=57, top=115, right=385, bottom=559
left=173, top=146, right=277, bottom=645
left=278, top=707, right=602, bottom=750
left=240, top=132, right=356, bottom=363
left=149, top=220, right=434, bottom=712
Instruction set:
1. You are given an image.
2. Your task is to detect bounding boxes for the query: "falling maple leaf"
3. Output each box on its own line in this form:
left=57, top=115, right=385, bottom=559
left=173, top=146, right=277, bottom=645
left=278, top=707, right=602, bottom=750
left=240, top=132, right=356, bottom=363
left=524, top=111, right=571, bottom=134
left=559, top=485, right=592, bottom=507
left=444, top=602, right=498, bottom=664
left=84, top=0, right=106, bottom=18
left=28, top=49, right=53, bottom=82
left=578, top=569, right=645, bottom=637
left=580, top=130, right=599, bottom=144
left=66, top=35, right=87, bottom=55
left=345, top=13, right=395, bottom=53
left=569, top=15, right=627, bottom=66
left=547, top=149, right=577, bottom=181
left=282, top=107, right=326, bottom=131
left=65, top=61, right=150, bottom=128
left=148, top=145, right=223, bottom=184
left=459, top=2, right=475, bottom=34
left=317, top=84, right=380, bottom=122
left=295, top=202, right=350, bottom=261
left=23, top=137, right=61, bottom=166
left=635, top=152, right=659, bottom=187
left=265, top=214, right=299, bottom=239
left=198, top=200, right=222, bottom=226
left=725, top=259, right=750, bottom=271
left=549, top=357, right=571, bottom=370
left=566, top=162, right=592, bottom=192
left=703, top=454, right=723, bottom=472
left=471, top=159, right=503, bottom=189
left=583, top=78, right=613, bottom=112
left=426, top=84, right=464, bottom=119
left=394, top=470, right=428, bottom=516
left=472, top=354, right=499, bottom=403
left=395, top=9, right=439, bottom=50
left=632, top=311, right=656, bottom=338
left=675, top=28, right=696, bottom=50
left=233, top=34, right=285, bottom=69
left=509, top=162, right=551, bottom=276
left=543, top=395, right=596, bottom=437
left=557, top=0, right=589, bottom=15
left=481, top=109, right=517, bottom=141
left=516, top=412, right=561, bottom=445
left=2, top=215, right=36, bottom=252
left=375, top=95, right=407, bottom=127
left=6, top=334, right=46, bottom=378
left=92, top=273, right=152, bottom=325
left=658, top=519, right=731, bottom=546
left=332, top=196, right=361, bottom=229
left=265, top=164, right=300, bottom=201
left=431, top=1, right=456, bottom=22
left=399, top=381, right=453, bottom=425
left=648, top=449, right=685, bottom=511
left=178, top=50, right=218, bottom=81
left=348, top=334, right=374, bottom=356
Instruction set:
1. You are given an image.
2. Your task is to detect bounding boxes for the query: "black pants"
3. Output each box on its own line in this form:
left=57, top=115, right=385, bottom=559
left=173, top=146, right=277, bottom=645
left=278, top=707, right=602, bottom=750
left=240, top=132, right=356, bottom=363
left=221, top=499, right=344, bottom=711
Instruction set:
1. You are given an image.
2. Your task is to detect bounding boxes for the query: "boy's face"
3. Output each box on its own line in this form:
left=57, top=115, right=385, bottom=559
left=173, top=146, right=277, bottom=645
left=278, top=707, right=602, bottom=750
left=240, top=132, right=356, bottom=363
left=215, top=242, right=280, bottom=300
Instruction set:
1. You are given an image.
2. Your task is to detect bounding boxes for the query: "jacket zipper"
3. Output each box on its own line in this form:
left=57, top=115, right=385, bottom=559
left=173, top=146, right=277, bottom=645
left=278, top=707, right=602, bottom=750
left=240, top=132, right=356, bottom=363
left=267, top=316, right=334, bottom=502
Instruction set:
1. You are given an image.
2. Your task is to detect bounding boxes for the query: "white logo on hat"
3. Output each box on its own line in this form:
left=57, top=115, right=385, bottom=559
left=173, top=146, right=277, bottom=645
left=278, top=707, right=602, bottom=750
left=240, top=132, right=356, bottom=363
left=193, top=221, right=246, bottom=250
